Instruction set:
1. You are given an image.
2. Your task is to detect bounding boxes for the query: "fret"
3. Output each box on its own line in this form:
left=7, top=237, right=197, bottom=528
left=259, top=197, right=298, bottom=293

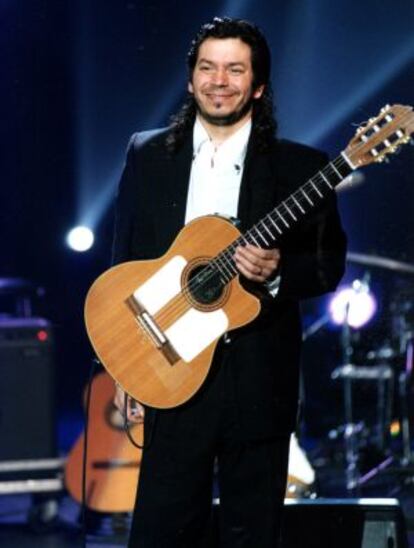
left=214, top=256, right=233, bottom=281
left=276, top=209, right=290, bottom=227
left=227, top=242, right=238, bottom=256
left=341, top=151, right=356, bottom=170
left=267, top=213, right=282, bottom=234
left=248, top=232, right=261, bottom=247
left=300, top=188, right=314, bottom=206
left=320, top=172, right=333, bottom=189
left=222, top=252, right=238, bottom=275
left=292, top=195, right=305, bottom=213
left=283, top=201, right=297, bottom=221
left=331, top=163, right=342, bottom=179
left=255, top=227, right=269, bottom=246
left=310, top=180, right=323, bottom=197
left=223, top=252, right=238, bottom=275
left=261, top=219, right=276, bottom=240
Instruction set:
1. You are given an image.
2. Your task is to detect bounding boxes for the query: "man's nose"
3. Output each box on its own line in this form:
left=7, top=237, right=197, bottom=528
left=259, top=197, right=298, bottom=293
left=212, top=68, right=228, bottom=86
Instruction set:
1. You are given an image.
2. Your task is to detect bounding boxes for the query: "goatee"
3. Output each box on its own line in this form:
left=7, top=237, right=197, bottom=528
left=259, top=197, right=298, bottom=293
left=196, top=97, right=254, bottom=127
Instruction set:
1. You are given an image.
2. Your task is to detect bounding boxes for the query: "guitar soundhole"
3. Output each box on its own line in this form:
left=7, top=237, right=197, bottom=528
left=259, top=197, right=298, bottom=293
left=187, top=264, right=224, bottom=307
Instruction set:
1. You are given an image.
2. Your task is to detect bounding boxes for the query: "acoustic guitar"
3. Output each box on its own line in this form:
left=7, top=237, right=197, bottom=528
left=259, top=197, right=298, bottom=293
left=84, top=104, right=414, bottom=409
left=65, top=372, right=142, bottom=513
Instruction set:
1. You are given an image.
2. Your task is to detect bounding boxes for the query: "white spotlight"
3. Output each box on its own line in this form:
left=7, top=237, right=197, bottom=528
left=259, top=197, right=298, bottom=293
left=66, top=226, right=94, bottom=252
left=329, top=280, right=377, bottom=329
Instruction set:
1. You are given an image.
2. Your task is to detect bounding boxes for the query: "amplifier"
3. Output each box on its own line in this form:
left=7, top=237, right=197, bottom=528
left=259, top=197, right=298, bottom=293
left=0, top=317, right=56, bottom=461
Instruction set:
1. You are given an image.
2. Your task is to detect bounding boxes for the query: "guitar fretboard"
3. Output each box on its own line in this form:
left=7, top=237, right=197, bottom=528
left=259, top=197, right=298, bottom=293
left=210, top=152, right=353, bottom=284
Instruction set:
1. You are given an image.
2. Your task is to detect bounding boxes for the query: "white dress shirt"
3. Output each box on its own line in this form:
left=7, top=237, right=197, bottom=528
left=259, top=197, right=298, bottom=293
left=185, top=116, right=280, bottom=297
left=185, top=116, right=251, bottom=224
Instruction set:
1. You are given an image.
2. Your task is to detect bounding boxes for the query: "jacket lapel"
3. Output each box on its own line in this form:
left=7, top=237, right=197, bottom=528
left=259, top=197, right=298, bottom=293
left=164, top=134, right=193, bottom=237
left=237, top=135, right=279, bottom=232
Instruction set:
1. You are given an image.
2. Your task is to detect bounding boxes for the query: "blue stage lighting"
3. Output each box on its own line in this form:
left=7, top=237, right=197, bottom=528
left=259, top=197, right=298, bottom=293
left=66, top=226, right=94, bottom=252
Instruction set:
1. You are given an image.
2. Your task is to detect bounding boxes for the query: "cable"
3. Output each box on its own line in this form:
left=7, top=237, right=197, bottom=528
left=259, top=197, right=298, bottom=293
left=122, top=393, right=156, bottom=451
left=80, top=356, right=99, bottom=548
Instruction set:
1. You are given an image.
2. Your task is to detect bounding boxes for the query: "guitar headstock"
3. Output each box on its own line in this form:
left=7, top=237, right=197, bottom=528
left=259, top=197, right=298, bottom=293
left=344, top=104, right=414, bottom=168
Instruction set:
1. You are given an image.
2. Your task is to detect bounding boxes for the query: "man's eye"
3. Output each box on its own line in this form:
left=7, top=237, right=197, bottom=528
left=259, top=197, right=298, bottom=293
left=200, top=65, right=212, bottom=71
left=230, top=68, right=243, bottom=74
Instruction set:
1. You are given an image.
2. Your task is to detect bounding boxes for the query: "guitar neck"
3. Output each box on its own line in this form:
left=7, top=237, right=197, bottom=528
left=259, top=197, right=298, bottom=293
left=211, top=152, right=354, bottom=282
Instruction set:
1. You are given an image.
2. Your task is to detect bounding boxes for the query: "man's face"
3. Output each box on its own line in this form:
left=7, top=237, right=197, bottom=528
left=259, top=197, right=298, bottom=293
left=188, top=37, right=264, bottom=126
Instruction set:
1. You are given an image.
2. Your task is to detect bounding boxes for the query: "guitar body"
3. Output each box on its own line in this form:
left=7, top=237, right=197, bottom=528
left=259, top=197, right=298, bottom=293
left=65, top=372, right=142, bottom=513
left=85, top=215, right=261, bottom=408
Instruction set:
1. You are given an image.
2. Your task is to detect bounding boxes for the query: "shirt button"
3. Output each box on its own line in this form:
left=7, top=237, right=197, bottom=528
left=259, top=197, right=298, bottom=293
left=223, top=333, right=231, bottom=344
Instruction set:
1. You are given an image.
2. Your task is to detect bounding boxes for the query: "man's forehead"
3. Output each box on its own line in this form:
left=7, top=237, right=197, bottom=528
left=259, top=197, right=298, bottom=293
left=196, top=37, right=252, bottom=64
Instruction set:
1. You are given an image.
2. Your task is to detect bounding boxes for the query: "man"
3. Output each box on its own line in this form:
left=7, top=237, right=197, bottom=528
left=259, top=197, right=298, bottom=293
left=113, top=17, right=346, bottom=547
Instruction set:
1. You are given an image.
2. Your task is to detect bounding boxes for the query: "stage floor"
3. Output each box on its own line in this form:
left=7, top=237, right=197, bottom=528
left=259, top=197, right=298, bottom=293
left=1, top=440, right=413, bottom=547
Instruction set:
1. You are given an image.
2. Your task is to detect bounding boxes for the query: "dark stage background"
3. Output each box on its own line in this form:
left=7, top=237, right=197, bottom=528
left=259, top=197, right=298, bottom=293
left=2, top=0, right=413, bottom=448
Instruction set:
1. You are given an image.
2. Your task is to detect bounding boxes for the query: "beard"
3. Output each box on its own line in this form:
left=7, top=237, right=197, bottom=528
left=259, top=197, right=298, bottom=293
left=194, top=92, right=255, bottom=127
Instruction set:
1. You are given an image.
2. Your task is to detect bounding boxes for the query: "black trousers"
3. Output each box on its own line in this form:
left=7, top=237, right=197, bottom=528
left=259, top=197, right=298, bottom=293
left=128, top=354, right=290, bottom=548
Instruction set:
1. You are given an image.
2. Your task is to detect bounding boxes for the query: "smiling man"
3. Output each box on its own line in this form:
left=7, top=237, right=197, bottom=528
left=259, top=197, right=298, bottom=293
left=112, top=17, right=346, bottom=547
left=188, top=37, right=264, bottom=128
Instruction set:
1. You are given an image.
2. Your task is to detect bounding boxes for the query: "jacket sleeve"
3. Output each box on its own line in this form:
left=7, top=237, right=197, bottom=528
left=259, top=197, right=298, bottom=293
left=276, top=192, right=347, bottom=300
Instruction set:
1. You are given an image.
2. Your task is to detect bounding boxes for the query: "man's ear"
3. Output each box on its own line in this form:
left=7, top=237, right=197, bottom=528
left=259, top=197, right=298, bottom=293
left=188, top=81, right=194, bottom=94
left=253, top=84, right=265, bottom=99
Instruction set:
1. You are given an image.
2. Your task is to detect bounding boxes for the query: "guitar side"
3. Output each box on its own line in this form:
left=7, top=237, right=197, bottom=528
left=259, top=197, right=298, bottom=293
left=84, top=216, right=261, bottom=408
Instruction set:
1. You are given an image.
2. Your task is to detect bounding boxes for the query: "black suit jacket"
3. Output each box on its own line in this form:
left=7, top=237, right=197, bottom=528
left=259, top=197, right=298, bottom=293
left=112, top=127, right=347, bottom=439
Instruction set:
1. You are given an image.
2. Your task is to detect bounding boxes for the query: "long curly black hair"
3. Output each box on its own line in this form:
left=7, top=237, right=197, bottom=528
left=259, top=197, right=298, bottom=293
left=166, top=17, right=277, bottom=154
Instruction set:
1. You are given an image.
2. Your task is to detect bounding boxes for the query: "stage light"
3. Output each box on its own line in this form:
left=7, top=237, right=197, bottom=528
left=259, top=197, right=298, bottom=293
left=66, top=226, right=94, bottom=252
left=37, top=330, right=48, bottom=342
left=329, top=279, right=377, bottom=329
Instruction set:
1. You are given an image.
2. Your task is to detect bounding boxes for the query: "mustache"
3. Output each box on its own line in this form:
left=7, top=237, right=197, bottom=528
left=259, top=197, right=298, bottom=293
left=202, top=86, right=238, bottom=95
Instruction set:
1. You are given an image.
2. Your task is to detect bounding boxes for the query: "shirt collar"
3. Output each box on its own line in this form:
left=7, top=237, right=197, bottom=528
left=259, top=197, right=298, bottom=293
left=193, top=116, right=252, bottom=163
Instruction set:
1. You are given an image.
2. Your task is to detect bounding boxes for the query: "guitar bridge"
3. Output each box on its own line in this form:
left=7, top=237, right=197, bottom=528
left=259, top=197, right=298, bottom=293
left=125, top=295, right=180, bottom=365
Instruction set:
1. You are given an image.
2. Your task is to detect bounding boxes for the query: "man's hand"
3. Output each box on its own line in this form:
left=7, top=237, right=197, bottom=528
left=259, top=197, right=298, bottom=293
left=114, top=383, right=145, bottom=424
left=234, top=244, right=281, bottom=283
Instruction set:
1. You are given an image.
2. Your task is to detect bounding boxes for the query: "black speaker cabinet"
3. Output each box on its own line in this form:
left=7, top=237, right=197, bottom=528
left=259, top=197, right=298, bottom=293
left=280, top=498, right=408, bottom=548
left=0, top=318, right=56, bottom=460
left=206, top=497, right=408, bottom=548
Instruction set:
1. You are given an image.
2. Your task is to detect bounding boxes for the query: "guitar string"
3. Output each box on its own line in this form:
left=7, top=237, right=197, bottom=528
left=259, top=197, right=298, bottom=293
left=142, top=110, right=412, bottom=331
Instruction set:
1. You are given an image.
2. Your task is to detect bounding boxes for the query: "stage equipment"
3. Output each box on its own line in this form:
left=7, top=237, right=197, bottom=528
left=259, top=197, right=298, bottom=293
left=0, top=317, right=56, bottom=460
left=206, top=498, right=409, bottom=548
left=0, top=277, right=42, bottom=317
left=279, top=498, right=408, bottom=548
left=350, top=257, right=414, bottom=462
left=390, top=288, right=414, bottom=465
left=331, top=364, right=394, bottom=490
left=0, top=280, right=62, bottom=527
left=347, top=252, right=414, bottom=276
left=331, top=254, right=414, bottom=489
